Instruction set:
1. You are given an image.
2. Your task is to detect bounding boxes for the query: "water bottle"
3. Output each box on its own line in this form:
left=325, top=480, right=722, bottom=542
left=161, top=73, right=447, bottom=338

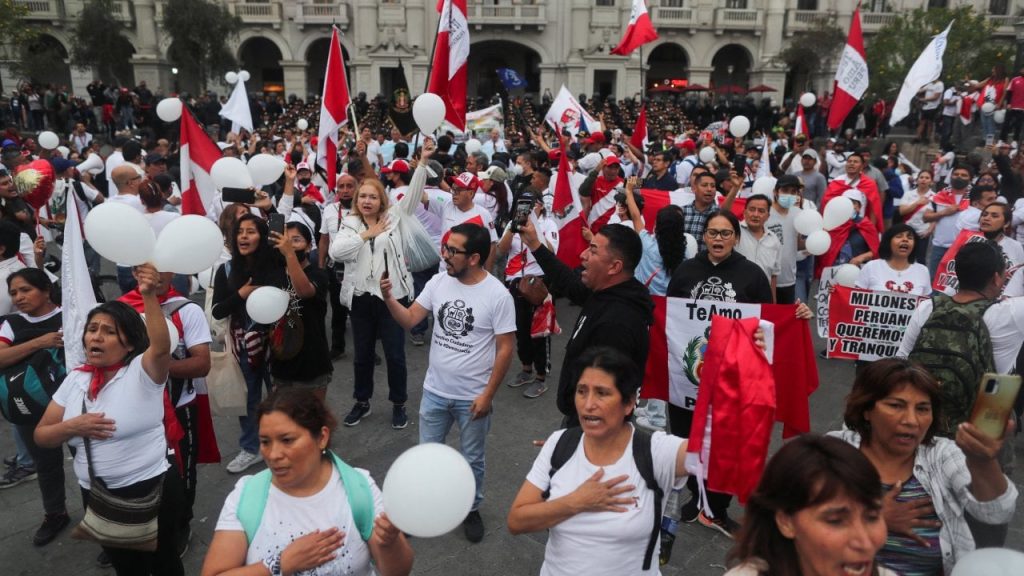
left=659, top=488, right=684, bottom=566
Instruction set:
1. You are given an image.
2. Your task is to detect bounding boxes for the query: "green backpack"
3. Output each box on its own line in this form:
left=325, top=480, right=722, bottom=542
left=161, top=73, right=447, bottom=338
left=908, top=294, right=995, bottom=437
left=236, top=451, right=374, bottom=543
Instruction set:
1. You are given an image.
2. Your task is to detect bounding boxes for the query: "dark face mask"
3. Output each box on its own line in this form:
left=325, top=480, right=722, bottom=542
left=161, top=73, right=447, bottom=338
left=950, top=177, right=969, bottom=190
left=298, top=178, right=311, bottom=186
left=340, top=198, right=352, bottom=209
left=294, top=249, right=308, bottom=263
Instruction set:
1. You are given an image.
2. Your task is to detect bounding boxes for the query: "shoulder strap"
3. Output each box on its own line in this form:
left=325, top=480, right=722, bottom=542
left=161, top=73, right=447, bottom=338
left=631, top=427, right=662, bottom=571
left=543, top=427, right=584, bottom=499
left=329, top=452, right=375, bottom=542
left=237, top=470, right=273, bottom=544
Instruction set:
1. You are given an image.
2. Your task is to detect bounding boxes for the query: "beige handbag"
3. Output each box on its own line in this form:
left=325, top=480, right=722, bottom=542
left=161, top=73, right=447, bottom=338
left=207, top=335, right=247, bottom=417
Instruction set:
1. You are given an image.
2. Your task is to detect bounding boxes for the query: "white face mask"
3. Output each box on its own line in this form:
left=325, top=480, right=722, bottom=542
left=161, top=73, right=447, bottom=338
left=509, top=164, right=524, bottom=177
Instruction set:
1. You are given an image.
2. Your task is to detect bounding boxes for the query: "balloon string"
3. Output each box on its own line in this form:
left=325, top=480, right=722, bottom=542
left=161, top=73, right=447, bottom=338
left=35, top=208, right=43, bottom=238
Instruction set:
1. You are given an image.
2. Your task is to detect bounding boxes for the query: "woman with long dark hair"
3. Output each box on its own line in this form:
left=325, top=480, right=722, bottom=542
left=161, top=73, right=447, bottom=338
left=212, top=213, right=287, bottom=474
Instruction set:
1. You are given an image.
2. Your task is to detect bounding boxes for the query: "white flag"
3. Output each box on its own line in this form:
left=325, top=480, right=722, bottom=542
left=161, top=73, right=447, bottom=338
left=219, top=77, right=253, bottom=134
left=544, top=86, right=602, bottom=137
left=890, top=21, right=954, bottom=127
left=61, top=191, right=98, bottom=369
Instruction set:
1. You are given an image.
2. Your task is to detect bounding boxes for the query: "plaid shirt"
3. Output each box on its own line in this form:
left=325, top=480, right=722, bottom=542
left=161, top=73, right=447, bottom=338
left=831, top=430, right=1018, bottom=575
left=682, top=202, right=719, bottom=252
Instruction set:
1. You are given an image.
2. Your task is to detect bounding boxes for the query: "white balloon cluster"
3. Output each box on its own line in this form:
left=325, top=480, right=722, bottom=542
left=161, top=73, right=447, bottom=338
left=156, top=98, right=183, bottom=122
left=38, top=131, right=60, bottom=150
left=728, top=116, right=750, bottom=138
left=225, top=70, right=251, bottom=85
left=791, top=196, right=855, bottom=259
left=799, top=92, right=817, bottom=108
left=383, top=443, right=475, bottom=537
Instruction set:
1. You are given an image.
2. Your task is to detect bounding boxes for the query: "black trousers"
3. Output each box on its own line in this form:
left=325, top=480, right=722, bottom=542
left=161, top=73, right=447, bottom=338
left=776, top=285, right=796, bottom=305
left=667, top=403, right=733, bottom=518
left=174, top=402, right=199, bottom=514
left=80, top=468, right=185, bottom=576
left=328, top=263, right=349, bottom=352
left=510, top=284, right=548, bottom=375
left=15, top=421, right=66, bottom=516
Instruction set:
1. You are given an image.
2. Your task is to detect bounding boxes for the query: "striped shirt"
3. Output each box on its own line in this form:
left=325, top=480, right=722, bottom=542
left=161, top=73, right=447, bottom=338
left=876, top=475, right=943, bottom=576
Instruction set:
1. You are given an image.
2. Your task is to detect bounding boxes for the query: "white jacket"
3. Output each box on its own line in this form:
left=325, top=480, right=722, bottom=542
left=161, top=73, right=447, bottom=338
left=329, top=166, right=425, bottom=307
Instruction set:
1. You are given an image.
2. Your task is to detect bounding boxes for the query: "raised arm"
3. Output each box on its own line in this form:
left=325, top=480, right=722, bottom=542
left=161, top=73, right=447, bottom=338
left=138, top=264, right=170, bottom=384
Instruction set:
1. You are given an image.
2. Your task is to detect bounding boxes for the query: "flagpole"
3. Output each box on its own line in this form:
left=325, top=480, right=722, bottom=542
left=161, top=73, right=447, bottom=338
left=412, top=5, right=445, bottom=154
left=640, top=46, right=645, bottom=101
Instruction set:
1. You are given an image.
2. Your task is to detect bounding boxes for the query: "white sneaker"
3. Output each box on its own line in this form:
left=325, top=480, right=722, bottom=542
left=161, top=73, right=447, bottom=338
left=226, top=450, right=262, bottom=474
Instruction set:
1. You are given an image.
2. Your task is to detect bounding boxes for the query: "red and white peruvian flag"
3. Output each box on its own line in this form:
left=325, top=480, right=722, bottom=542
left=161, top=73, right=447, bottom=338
left=630, top=104, right=648, bottom=150
left=795, top=105, right=809, bottom=137
left=317, top=26, right=352, bottom=191
left=179, top=106, right=221, bottom=217
left=610, top=0, right=658, bottom=56
left=827, top=7, right=868, bottom=131
left=552, top=149, right=587, bottom=269
left=429, top=0, right=469, bottom=131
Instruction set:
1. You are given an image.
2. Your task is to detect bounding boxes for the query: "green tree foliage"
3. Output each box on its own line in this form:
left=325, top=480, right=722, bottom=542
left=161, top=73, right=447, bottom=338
left=0, top=0, right=37, bottom=47
left=162, top=0, right=241, bottom=93
left=71, top=0, right=136, bottom=86
left=777, top=19, right=847, bottom=73
left=865, top=6, right=1011, bottom=99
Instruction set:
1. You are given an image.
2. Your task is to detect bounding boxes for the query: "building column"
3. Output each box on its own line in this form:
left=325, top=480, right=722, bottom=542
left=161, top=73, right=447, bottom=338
left=69, top=65, right=93, bottom=97
left=1015, top=18, right=1024, bottom=71
left=689, top=66, right=713, bottom=88
left=281, top=61, right=308, bottom=99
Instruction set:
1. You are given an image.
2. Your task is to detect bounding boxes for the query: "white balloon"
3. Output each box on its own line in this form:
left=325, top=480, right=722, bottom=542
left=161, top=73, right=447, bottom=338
left=156, top=98, right=183, bottom=122
left=752, top=176, right=776, bottom=197
left=981, top=102, right=996, bottom=114
left=412, top=93, right=446, bottom=134
left=951, top=548, right=1024, bottom=576
left=296, top=118, right=309, bottom=131
left=805, top=230, right=832, bottom=256
left=38, top=131, right=59, bottom=150
left=698, top=146, right=716, bottom=164
left=383, top=443, right=475, bottom=538
left=464, top=138, right=482, bottom=154
left=800, top=92, right=817, bottom=108
left=152, top=215, right=225, bottom=274
left=196, top=266, right=218, bottom=290
left=247, top=153, right=285, bottom=186
left=729, top=115, right=751, bottom=138
left=246, top=287, right=290, bottom=325
left=994, top=109, right=1006, bottom=124
left=225, top=71, right=238, bottom=84
left=57, top=146, right=70, bottom=158
left=84, top=203, right=155, bottom=265
left=835, top=264, right=860, bottom=288
left=823, top=196, right=855, bottom=230
left=139, top=313, right=179, bottom=356
left=238, top=70, right=251, bottom=83
left=794, top=208, right=825, bottom=236
left=211, top=157, right=254, bottom=190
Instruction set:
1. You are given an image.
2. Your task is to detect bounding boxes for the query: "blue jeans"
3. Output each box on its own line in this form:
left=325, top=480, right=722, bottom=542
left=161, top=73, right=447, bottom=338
left=982, top=113, right=997, bottom=142
left=796, top=256, right=814, bottom=304
left=410, top=269, right=435, bottom=336
left=238, top=355, right=272, bottom=454
left=928, top=244, right=949, bottom=284
left=11, top=424, right=34, bottom=468
left=419, top=389, right=491, bottom=511
left=350, top=293, right=408, bottom=404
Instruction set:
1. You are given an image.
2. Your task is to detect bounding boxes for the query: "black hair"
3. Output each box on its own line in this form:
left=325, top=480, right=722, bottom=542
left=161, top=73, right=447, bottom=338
left=437, top=134, right=453, bottom=151
left=394, top=142, right=409, bottom=160
left=257, top=387, right=337, bottom=453
left=122, top=141, right=142, bottom=163
left=692, top=171, right=717, bottom=186
left=0, top=221, right=20, bottom=259
left=285, top=221, right=313, bottom=245
left=450, top=222, right=492, bottom=263
left=83, top=301, right=149, bottom=364
left=878, top=223, right=921, bottom=263
left=955, top=240, right=1006, bottom=292
left=597, top=223, right=642, bottom=274
left=707, top=210, right=742, bottom=241
left=152, top=172, right=174, bottom=195
left=654, top=206, right=686, bottom=277
left=969, top=184, right=996, bottom=204
left=6, top=267, right=52, bottom=292
left=745, top=194, right=772, bottom=210
left=951, top=163, right=974, bottom=178
left=574, top=346, right=641, bottom=419
left=228, top=214, right=286, bottom=294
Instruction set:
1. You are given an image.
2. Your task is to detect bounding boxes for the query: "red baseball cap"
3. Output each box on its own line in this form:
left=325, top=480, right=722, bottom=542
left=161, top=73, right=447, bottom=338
left=381, top=159, right=410, bottom=174
left=585, top=132, right=606, bottom=145
left=548, top=149, right=563, bottom=162
left=603, top=154, right=621, bottom=166
left=676, top=140, right=696, bottom=152
left=452, top=172, right=480, bottom=190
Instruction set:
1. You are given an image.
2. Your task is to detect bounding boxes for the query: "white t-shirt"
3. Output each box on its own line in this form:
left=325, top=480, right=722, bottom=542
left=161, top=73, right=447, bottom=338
left=320, top=202, right=352, bottom=246
left=1013, top=198, right=1024, bottom=244
left=900, top=189, right=934, bottom=236
left=898, top=297, right=1024, bottom=374
left=956, top=206, right=982, bottom=233
left=765, top=202, right=816, bottom=288
left=942, top=87, right=961, bottom=117
left=52, top=355, right=170, bottom=490
left=922, top=81, right=944, bottom=110
left=930, top=192, right=966, bottom=247
left=525, top=428, right=686, bottom=576
left=425, top=198, right=499, bottom=273
left=215, top=466, right=382, bottom=575
left=0, top=307, right=61, bottom=345
left=998, top=235, right=1024, bottom=298
left=104, top=150, right=125, bottom=197
left=108, top=192, right=146, bottom=214
left=0, top=257, right=27, bottom=315
left=855, top=260, right=933, bottom=296
left=504, top=217, right=559, bottom=281
left=162, top=297, right=213, bottom=406
left=415, top=272, right=516, bottom=401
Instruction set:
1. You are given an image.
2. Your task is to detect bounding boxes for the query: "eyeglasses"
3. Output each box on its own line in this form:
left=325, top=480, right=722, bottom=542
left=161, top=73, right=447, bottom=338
left=442, top=244, right=469, bottom=256
left=705, top=229, right=735, bottom=239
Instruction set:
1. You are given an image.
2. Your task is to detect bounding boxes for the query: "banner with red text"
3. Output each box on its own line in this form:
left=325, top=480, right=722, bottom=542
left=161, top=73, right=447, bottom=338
left=826, top=286, right=925, bottom=361
left=933, top=229, right=985, bottom=294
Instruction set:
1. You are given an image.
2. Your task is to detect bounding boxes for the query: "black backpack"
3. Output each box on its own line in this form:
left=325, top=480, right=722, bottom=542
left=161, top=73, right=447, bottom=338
left=543, top=426, right=662, bottom=571
left=0, top=313, right=66, bottom=425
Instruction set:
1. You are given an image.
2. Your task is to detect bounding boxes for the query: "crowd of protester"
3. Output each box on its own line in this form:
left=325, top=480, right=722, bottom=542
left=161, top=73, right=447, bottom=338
left=0, top=66, right=1021, bottom=576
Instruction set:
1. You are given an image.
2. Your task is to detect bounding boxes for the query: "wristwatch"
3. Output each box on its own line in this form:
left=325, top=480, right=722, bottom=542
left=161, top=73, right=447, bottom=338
left=263, top=552, right=282, bottom=576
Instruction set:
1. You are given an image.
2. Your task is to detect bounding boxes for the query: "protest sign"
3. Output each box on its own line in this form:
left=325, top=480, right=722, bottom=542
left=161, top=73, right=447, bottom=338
left=933, top=229, right=984, bottom=294
left=827, top=286, right=925, bottom=361
left=815, top=266, right=843, bottom=337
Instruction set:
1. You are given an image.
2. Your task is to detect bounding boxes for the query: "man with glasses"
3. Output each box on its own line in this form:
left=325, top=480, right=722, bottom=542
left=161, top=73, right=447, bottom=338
left=642, top=151, right=677, bottom=191
left=422, top=171, right=498, bottom=272
left=381, top=222, right=515, bottom=544
left=319, top=173, right=357, bottom=358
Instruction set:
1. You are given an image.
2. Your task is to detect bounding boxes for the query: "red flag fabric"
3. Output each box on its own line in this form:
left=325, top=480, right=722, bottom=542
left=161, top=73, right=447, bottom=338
left=795, top=105, right=809, bottom=137
left=933, top=229, right=985, bottom=294
left=684, top=316, right=775, bottom=505
left=610, top=0, right=659, bottom=56
left=643, top=297, right=818, bottom=438
left=630, top=104, right=648, bottom=150
left=822, top=176, right=883, bottom=230
left=317, top=27, right=351, bottom=191
left=827, top=7, right=868, bottom=131
left=428, top=1, right=470, bottom=131
left=585, top=175, right=624, bottom=232
left=179, top=106, right=221, bottom=216
left=814, top=218, right=881, bottom=278
left=552, top=150, right=587, bottom=268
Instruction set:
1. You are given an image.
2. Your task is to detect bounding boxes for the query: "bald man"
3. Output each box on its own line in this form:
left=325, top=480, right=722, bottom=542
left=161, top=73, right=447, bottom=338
left=109, top=164, right=145, bottom=213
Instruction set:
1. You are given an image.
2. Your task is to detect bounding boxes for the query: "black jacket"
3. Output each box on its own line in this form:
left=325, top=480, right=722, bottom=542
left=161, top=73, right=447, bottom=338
left=532, top=246, right=654, bottom=424
left=666, top=250, right=773, bottom=305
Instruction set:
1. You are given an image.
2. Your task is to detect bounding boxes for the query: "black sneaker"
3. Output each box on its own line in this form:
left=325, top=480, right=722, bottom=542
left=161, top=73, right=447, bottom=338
left=392, top=404, right=409, bottom=430
left=463, top=510, right=484, bottom=543
left=330, top=347, right=345, bottom=360
left=679, top=498, right=700, bottom=523
left=33, top=512, right=70, bottom=546
left=0, top=464, right=37, bottom=489
left=178, top=525, right=191, bottom=558
left=3, top=455, right=16, bottom=468
left=96, top=550, right=112, bottom=569
left=344, top=402, right=372, bottom=427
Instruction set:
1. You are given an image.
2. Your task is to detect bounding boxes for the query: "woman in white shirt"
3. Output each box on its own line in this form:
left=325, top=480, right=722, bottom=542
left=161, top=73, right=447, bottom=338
left=201, top=387, right=413, bottom=576
left=856, top=224, right=932, bottom=296
left=329, top=143, right=432, bottom=429
left=35, top=264, right=183, bottom=575
left=898, top=169, right=935, bottom=265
